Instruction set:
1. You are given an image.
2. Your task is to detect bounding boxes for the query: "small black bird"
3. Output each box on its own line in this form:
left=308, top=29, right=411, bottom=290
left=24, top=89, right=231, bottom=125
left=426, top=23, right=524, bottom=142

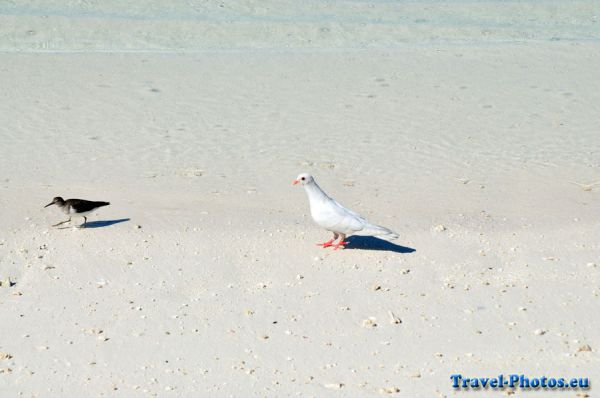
left=44, top=197, right=110, bottom=228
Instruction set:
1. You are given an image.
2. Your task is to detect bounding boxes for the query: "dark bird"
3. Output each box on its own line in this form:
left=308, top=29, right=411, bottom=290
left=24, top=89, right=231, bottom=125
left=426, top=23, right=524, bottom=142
left=44, top=197, right=110, bottom=228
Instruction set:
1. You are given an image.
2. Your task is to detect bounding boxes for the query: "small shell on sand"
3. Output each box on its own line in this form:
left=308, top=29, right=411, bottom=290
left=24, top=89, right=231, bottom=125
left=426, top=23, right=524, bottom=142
left=179, top=168, right=204, bottom=177
left=96, top=280, right=108, bottom=288
left=569, top=181, right=600, bottom=191
left=84, top=328, right=108, bottom=340
left=378, top=386, right=400, bottom=394
left=0, top=277, right=15, bottom=287
left=388, top=311, right=402, bottom=324
left=319, top=161, right=336, bottom=169
left=578, top=344, right=592, bottom=352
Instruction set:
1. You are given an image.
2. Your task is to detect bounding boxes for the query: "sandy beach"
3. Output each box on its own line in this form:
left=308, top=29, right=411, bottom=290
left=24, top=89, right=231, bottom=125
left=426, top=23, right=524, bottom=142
left=1, top=2, right=600, bottom=397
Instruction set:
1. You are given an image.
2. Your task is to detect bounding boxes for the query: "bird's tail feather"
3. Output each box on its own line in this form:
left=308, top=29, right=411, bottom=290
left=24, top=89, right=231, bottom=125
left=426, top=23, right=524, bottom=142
left=358, top=224, right=399, bottom=241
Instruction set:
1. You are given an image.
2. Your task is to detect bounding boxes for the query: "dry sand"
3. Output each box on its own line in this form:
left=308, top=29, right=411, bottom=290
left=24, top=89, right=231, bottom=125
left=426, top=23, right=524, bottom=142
left=0, top=20, right=599, bottom=398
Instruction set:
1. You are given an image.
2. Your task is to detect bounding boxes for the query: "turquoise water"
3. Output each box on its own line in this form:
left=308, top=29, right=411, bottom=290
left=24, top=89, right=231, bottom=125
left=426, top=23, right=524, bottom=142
left=1, top=1, right=599, bottom=50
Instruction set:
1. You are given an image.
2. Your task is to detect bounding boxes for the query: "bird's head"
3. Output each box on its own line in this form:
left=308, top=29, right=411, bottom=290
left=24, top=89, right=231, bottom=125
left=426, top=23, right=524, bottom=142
left=292, top=173, right=314, bottom=186
left=44, top=196, right=64, bottom=208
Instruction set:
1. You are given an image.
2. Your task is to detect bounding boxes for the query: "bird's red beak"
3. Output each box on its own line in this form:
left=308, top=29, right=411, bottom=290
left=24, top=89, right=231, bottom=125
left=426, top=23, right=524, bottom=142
left=292, top=180, right=300, bottom=185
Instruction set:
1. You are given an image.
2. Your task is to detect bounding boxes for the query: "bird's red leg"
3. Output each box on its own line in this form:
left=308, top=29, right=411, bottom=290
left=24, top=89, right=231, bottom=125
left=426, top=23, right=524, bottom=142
left=333, top=234, right=349, bottom=250
left=317, top=232, right=338, bottom=248
left=317, top=239, right=334, bottom=248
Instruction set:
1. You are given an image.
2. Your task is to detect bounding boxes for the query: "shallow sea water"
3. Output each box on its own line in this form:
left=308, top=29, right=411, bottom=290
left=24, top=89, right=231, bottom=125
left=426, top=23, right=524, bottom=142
left=0, top=0, right=599, bottom=51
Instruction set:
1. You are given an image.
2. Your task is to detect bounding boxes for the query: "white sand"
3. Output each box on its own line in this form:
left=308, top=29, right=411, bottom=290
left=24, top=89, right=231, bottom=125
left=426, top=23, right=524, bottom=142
left=1, top=4, right=600, bottom=396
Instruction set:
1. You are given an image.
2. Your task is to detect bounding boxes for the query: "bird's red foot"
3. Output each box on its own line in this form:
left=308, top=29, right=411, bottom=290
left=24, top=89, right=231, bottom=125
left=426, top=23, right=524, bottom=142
left=317, top=239, right=335, bottom=248
left=333, top=241, right=349, bottom=250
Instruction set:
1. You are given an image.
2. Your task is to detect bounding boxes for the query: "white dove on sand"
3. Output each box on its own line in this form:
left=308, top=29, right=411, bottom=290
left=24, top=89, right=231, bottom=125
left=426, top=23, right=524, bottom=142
left=293, top=173, right=398, bottom=249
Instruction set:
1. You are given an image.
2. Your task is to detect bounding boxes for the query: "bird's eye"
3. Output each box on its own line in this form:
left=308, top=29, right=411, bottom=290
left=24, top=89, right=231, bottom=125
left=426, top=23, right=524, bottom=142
left=301, top=177, right=305, bottom=181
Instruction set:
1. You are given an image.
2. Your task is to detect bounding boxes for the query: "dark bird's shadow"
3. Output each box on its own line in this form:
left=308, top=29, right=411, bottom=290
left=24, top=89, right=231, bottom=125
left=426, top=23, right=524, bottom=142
left=345, top=236, right=416, bottom=253
left=83, top=218, right=131, bottom=229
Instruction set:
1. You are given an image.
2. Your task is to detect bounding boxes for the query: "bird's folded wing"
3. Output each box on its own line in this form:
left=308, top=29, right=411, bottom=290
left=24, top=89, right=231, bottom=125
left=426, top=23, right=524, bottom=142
left=71, top=200, right=108, bottom=212
left=324, top=199, right=367, bottom=232
left=330, top=199, right=398, bottom=239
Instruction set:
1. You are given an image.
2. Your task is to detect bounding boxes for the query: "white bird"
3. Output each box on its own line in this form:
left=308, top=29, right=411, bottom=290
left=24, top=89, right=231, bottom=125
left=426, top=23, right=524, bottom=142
left=293, top=173, right=398, bottom=249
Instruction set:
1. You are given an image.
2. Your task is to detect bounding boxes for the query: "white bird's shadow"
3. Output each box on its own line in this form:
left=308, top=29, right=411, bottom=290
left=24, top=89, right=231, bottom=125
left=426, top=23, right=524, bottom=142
left=344, top=236, right=416, bottom=253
